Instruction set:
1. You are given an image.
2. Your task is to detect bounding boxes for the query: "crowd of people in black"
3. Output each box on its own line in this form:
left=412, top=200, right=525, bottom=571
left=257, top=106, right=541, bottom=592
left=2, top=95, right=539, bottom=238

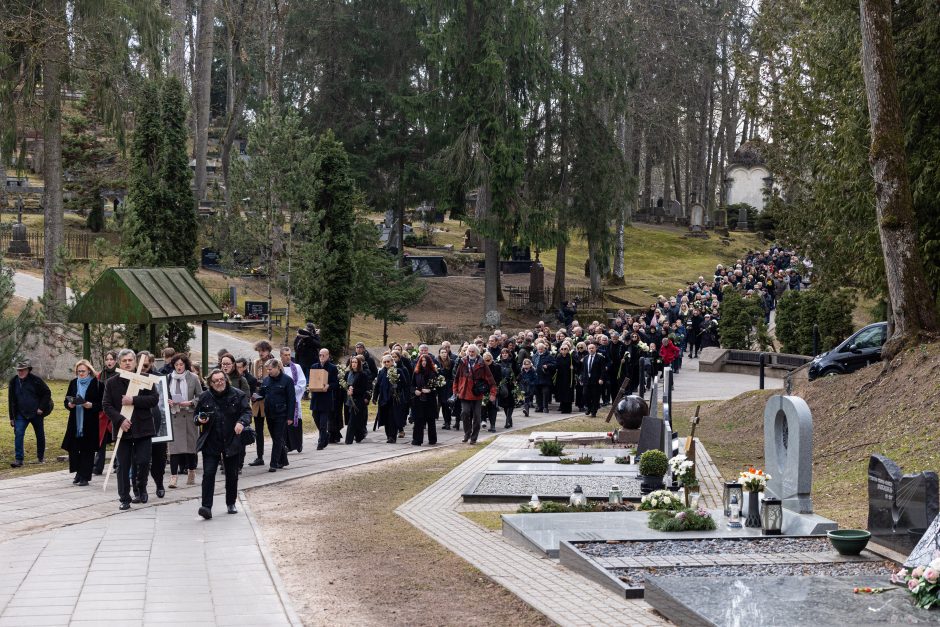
left=6, top=247, right=808, bottom=518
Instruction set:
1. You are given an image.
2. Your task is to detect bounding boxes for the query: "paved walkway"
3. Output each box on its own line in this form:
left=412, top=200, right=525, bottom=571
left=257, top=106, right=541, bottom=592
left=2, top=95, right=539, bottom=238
left=397, top=434, right=673, bottom=626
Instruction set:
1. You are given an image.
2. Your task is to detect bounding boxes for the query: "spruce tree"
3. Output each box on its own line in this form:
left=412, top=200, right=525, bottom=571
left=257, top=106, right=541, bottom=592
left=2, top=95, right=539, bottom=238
left=160, top=77, right=197, bottom=272
left=293, top=130, right=360, bottom=354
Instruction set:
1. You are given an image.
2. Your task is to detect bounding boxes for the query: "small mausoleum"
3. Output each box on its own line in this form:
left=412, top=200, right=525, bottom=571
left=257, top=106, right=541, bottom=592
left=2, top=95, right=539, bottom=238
left=67, top=267, right=221, bottom=373
left=724, top=140, right=774, bottom=212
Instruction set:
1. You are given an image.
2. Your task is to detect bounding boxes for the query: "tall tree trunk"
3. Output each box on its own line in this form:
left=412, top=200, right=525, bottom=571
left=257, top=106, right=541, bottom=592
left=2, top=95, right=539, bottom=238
left=42, top=0, right=67, bottom=314
left=0, top=149, right=7, bottom=210
left=193, top=0, right=216, bottom=206
left=478, top=183, right=500, bottom=326
left=858, top=0, right=938, bottom=354
left=587, top=235, right=602, bottom=297
left=662, top=137, right=673, bottom=207
left=170, top=0, right=187, bottom=79
left=642, top=134, right=652, bottom=211
left=552, top=0, right=571, bottom=310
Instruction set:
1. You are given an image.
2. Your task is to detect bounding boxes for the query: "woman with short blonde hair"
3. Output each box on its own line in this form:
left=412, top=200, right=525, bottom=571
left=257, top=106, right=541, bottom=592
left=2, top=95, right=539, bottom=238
left=62, top=359, right=104, bottom=486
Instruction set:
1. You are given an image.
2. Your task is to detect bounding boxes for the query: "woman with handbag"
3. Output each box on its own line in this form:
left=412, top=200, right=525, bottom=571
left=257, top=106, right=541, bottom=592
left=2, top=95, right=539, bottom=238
left=496, top=348, right=518, bottom=429
left=411, top=354, right=439, bottom=446
left=62, top=360, right=103, bottom=486
left=166, top=354, right=203, bottom=489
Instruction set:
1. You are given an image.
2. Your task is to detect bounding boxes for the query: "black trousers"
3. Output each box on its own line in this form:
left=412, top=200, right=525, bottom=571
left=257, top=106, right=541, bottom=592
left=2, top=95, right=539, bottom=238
left=150, top=442, right=167, bottom=489
left=268, top=416, right=287, bottom=469
left=201, top=452, right=239, bottom=509
left=116, top=436, right=152, bottom=504
left=440, top=398, right=452, bottom=427
left=585, top=383, right=602, bottom=415
left=253, top=411, right=266, bottom=460
left=93, top=441, right=109, bottom=475
left=286, top=419, right=303, bottom=453
left=329, top=407, right=344, bottom=443
left=344, top=399, right=367, bottom=444
left=412, top=400, right=437, bottom=445
left=70, top=445, right=96, bottom=482
left=313, top=410, right=330, bottom=448
left=535, top=384, right=552, bottom=411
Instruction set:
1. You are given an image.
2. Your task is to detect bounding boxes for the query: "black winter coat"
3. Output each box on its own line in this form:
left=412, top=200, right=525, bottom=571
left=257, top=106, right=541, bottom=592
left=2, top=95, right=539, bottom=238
left=194, top=384, right=252, bottom=457
left=61, top=377, right=103, bottom=455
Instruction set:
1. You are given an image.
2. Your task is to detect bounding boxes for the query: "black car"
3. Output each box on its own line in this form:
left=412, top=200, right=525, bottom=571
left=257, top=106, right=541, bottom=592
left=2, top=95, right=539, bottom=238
left=807, top=322, right=888, bottom=381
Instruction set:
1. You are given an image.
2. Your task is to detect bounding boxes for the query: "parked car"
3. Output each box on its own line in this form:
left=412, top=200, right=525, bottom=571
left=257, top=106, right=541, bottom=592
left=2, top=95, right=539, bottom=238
left=807, top=322, right=888, bottom=381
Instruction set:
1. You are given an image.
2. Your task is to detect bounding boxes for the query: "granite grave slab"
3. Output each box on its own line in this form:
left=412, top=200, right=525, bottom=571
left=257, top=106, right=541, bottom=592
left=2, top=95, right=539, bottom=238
left=645, top=576, right=936, bottom=626
left=462, top=472, right=641, bottom=503
left=498, top=448, right=636, bottom=463
left=868, top=453, right=939, bottom=558
left=502, top=508, right=838, bottom=557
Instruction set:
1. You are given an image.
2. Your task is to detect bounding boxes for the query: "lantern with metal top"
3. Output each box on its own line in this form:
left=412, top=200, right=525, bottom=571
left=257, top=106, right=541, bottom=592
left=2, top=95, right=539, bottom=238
left=570, top=484, right=588, bottom=507
left=723, top=481, right=743, bottom=517
left=608, top=485, right=623, bottom=505
left=761, top=498, right=783, bottom=535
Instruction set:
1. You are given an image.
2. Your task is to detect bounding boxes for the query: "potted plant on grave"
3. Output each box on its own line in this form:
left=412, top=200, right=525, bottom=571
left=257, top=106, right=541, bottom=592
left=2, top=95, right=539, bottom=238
left=638, top=450, right=669, bottom=494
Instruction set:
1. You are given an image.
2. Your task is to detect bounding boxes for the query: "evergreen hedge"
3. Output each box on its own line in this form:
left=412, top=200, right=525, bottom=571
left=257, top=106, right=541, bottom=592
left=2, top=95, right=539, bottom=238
left=718, top=288, right=763, bottom=349
left=774, top=289, right=855, bottom=355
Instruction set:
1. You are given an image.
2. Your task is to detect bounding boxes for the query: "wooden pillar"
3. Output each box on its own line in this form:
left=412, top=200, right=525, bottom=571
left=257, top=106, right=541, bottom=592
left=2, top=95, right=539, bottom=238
left=137, top=324, right=146, bottom=352
left=202, top=319, right=209, bottom=375
left=149, top=324, right=157, bottom=354
left=82, top=323, right=91, bottom=361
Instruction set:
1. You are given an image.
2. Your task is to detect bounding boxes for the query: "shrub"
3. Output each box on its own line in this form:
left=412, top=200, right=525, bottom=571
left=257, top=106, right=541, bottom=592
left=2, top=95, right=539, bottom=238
left=538, top=440, right=565, bottom=457
left=638, top=449, right=668, bottom=477
left=718, top=289, right=763, bottom=349
left=648, top=507, right=717, bottom=532
left=775, top=289, right=855, bottom=355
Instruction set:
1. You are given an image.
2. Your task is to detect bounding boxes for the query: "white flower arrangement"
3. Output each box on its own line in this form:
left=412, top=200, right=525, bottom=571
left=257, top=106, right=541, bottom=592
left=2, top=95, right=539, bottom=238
left=738, top=467, right=771, bottom=492
left=639, top=489, right=684, bottom=511
left=637, top=341, right=650, bottom=353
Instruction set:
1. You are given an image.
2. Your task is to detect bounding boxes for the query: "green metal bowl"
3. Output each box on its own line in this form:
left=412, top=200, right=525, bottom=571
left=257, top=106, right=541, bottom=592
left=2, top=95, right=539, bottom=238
left=827, top=529, right=871, bottom=556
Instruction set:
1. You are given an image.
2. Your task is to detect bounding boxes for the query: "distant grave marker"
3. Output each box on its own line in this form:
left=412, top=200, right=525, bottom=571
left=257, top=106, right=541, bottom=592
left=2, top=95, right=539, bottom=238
left=867, top=454, right=939, bottom=558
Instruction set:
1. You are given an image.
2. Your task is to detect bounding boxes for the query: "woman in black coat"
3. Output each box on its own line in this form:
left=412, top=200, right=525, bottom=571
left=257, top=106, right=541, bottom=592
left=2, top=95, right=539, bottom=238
left=437, top=348, right=456, bottom=430
left=552, top=343, right=578, bottom=414
left=496, top=348, right=518, bottom=428
left=61, top=360, right=103, bottom=486
left=344, top=356, right=371, bottom=444
left=411, top=355, right=439, bottom=446
left=482, top=352, right=502, bottom=433
left=372, top=355, right=406, bottom=443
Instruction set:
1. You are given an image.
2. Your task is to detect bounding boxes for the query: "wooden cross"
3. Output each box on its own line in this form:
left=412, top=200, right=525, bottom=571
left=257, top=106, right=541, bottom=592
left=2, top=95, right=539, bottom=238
left=684, top=404, right=701, bottom=463
left=103, top=359, right=162, bottom=491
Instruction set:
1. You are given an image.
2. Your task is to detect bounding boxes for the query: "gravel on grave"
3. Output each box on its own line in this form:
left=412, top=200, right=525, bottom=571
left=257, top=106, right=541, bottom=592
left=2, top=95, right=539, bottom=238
left=473, top=474, right=641, bottom=498
left=614, top=560, right=896, bottom=588
left=577, top=537, right=835, bottom=558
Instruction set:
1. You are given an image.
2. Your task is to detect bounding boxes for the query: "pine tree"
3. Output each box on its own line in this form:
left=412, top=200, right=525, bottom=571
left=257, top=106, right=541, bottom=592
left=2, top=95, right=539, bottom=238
left=292, top=130, right=361, bottom=354
left=160, top=77, right=197, bottom=272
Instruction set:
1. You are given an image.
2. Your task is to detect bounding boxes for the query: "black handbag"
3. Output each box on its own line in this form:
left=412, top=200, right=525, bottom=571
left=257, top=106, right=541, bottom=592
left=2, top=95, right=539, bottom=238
left=498, top=382, right=510, bottom=399
left=472, top=380, right=490, bottom=396
left=240, top=424, right=256, bottom=446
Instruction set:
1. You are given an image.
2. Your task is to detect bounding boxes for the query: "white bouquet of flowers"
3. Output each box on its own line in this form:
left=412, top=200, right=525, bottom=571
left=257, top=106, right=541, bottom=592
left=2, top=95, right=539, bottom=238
left=639, top=489, right=684, bottom=511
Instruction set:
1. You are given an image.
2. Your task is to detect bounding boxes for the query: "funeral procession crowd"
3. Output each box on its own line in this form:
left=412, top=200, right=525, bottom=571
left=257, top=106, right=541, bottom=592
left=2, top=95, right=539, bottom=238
left=6, top=247, right=808, bottom=519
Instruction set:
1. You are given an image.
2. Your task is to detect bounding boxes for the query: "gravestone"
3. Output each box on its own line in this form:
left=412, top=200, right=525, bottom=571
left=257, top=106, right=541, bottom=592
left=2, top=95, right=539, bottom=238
left=244, top=300, right=269, bottom=318
left=736, top=204, right=750, bottom=230
left=7, top=196, right=30, bottom=256
left=529, top=261, right=545, bottom=305
left=661, top=368, right=674, bottom=461
left=483, top=309, right=501, bottom=328
left=905, top=514, right=940, bottom=568
left=666, top=199, right=682, bottom=217
left=763, top=395, right=813, bottom=513
left=636, top=416, right=665, bottom=457
left=689, top=203, right=705, bottom=232
left=867, top=454, right=939, bottom=558
left=647, top=375, right=659, bottom=419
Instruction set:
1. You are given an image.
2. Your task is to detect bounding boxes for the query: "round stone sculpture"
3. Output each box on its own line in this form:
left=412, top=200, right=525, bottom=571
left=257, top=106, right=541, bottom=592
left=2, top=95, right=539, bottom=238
left=615, top=395, right=648, bottom=430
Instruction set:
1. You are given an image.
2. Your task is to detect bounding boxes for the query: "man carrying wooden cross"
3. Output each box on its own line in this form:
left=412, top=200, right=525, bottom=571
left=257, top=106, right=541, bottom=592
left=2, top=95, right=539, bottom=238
left=102, top=349, right=160, bottom=511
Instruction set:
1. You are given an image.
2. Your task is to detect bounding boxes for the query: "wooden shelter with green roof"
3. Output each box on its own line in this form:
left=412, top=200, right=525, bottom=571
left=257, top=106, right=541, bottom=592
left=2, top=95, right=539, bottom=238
left=68, top=267, right=222, bottom=372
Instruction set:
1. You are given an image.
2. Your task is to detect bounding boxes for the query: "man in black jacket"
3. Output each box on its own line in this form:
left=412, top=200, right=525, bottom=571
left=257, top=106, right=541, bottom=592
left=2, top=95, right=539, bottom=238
left=194, top=369, right=251, bottom=519
left=580, top=342, right=607, bottom=417
left=309, top=349, right=339, bottom=449
left=102, top=349, right=160, bottom=510
left=257, top=358, right=295, bottom=473
left=8, top=359, right=53, bottom=467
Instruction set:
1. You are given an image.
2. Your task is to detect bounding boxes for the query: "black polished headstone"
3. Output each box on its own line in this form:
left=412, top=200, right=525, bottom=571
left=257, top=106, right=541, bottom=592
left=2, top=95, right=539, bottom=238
left=867, top=454, right=939, bottom=557
left=636, top=416, right=664, bottom=457
left=244, top=300, right=269, bottom=318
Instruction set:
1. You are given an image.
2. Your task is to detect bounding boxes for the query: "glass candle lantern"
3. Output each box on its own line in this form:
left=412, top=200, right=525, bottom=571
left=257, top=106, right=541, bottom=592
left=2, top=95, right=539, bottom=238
left=570, top=484, right=588, bottom=507
left=608, top=485, right=623, bottom=505
left=728, top=494, right=742, bottom=529
left=761, top=498, right=783, bottom=535
left=723, top=482, right=743, bottom=517
left=529, top=494, right=540, bottom=510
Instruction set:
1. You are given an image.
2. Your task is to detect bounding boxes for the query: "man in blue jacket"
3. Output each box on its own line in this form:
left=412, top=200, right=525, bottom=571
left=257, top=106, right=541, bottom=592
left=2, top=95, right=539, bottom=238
left=309, top=348, right=339, bottom=450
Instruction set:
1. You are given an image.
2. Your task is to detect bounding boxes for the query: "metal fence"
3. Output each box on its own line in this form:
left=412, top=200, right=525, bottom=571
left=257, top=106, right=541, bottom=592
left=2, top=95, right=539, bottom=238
left=0, top=231, right=115, bottom=259
left=505, top=286, right=601, bottom=312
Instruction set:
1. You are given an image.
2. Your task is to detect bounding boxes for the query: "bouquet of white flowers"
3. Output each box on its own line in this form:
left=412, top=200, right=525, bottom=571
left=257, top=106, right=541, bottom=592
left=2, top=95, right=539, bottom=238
left=639, top=489, right=684, bottom=511
left=668, top=454, right=697, bottom=487
left=738, top=467, right=770, bottom=492
left=337, top=364, right=349, bottom=390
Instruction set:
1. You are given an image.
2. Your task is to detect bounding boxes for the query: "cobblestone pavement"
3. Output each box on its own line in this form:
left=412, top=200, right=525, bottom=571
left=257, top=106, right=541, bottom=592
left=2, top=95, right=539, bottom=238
left=397, top=432, right=735, bottom=627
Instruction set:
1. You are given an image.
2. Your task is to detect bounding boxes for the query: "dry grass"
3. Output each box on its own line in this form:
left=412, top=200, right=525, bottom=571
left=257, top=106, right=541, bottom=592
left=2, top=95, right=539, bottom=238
left=247, top=445, right=551, bottom=627
left=674, top=341, right=940, bottom=529
left=461, top=510, right=505, bottom=531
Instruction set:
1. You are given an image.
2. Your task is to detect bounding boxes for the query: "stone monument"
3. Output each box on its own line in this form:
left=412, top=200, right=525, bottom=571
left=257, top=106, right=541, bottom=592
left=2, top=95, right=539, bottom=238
left=7, top=195, right=31, bottom=256
left=528, top=261, right=544, bottom=306
left=736, top=204, right=750, bottom=231
left=867, top=454, right=939, bottom=558
left=763, top=395, right=813, bottom=513
left=905, top=514, right=940, bottom=568
left=689, top=203, right=705, bottom=233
